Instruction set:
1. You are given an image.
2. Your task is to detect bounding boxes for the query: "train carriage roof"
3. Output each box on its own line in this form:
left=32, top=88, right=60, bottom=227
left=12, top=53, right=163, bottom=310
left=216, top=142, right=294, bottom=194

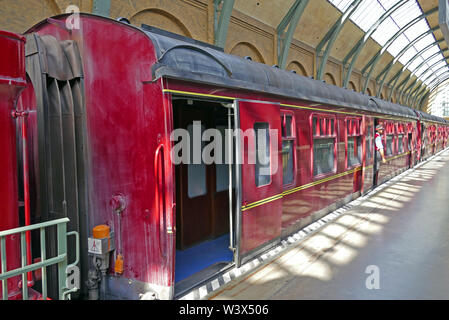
left=142, top=24, right=418, bottom=120
left=414, top=110, right=446, bottom=124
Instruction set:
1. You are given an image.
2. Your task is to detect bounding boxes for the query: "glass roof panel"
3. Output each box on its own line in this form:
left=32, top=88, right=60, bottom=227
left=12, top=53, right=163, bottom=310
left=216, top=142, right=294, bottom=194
left=350, top=0, right=395, bottom=32
left=420, top=46, right=440, bottom=60
left=371, top=17, right=398, bottom=46
left=388, top=34, right=409, bottom=56
left=327, top=0, right=448, bottom=113
left=408, top=57, right=424, bottom=72
left=328, top=0, right=443, bottom=90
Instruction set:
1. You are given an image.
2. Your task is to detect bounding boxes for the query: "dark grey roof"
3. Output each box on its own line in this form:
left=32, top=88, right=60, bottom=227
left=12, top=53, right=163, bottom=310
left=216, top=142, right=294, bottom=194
left=141, top=25, right=418, bottom=120
left=414, top=110, right=446, bottom=123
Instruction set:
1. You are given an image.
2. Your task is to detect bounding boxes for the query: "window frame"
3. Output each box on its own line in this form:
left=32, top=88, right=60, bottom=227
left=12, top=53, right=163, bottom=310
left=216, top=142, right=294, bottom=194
left=186, top=122, right=208, bottom=199
left=406, top=123, right=414, bottom=152
left=366, top=124, right=374, bottom=162
left=254, top=121, right=272, bottom=188
left=281, top=111, right=297, bottom=188
left=310, top=113, right=337, bottom=179
left=397, top=123, right=405, bottom=155
left=385, top=121, right=396, bottom=157
left=345, top=117, right=363, bottom=170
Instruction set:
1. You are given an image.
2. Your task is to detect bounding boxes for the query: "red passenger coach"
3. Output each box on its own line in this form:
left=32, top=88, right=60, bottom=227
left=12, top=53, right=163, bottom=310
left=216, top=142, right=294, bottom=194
left=1, top=13, right=448, bottom=300
left=0, top=30, right=27, bottom=299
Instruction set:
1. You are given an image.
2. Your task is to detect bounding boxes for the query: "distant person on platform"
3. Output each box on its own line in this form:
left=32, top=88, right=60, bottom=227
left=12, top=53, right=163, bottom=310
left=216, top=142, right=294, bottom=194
left=375, top=124, right=387, bottom=164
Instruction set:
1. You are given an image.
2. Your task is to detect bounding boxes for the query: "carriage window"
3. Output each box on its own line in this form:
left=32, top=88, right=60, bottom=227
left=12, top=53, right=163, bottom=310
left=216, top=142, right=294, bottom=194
left=366, top=125, right=373, bottom=160
left=386, top=135, right=394, bottom=156
left=187, top=123, right=207, bottom=198
left=255, top=122, right=271, bottom=187
left=314, top=139, right=335, bottom=176
left=398, top=134, right=404, bottom=154
left=348, top=136, right=362, bottom=167
left=281, top=114, right=296, bottom=186
left=385, top=122, right=395, bottom=156
left=408, top=131, right=412, bottom=151
left=312, top=115, right=336, bottom=176
left=346, top=118, right=362, bottom=168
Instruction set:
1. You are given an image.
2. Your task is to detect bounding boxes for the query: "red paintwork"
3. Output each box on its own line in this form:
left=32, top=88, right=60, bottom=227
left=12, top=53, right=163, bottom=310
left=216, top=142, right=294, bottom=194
left=28, top=16, right=175, bottom=293
left=16, top=77, right=40, bottom=222
left=11, top=110, right=33, bottom=286
left=0, top=30, right=26, bottom=299
left=239, top=100, right=282, bottom=254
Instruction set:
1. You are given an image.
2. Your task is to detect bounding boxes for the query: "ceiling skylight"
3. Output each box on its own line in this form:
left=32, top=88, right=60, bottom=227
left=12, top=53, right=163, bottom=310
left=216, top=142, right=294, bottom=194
left=328, top=0, right=448, bottom=87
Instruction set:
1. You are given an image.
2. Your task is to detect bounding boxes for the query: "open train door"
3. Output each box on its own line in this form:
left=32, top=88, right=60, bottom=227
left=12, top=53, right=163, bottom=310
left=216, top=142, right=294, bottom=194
left=234, top=100, right=283, bottom=267
left=372, top=118, right=380, bottom=186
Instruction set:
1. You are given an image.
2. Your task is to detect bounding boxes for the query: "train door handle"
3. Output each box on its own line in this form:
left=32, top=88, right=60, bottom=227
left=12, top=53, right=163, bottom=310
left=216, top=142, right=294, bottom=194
left=155, top=143, right=167, bottom=259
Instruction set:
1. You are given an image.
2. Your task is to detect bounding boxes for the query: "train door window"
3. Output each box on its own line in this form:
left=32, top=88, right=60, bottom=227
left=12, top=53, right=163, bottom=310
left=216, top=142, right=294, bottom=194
left=281, top=113, right=296, bottom=186
left=407, top=123, right=412, bottom=151
left=187, top=123, right=207, bottom=198
left=398, top=134, right=404, bottom=153
left=346, top=117, right=362, bottom=168
left=216, top=125, right=235, bottom=193
left=398, top=123, right=404, bottom=154
left=254, top=122, right=271, bottom=187
left=385, top=122, right=394, bottom=156
left=366, top=125, right=373, bottom=160
left=312, top=115, right=336, bottom=176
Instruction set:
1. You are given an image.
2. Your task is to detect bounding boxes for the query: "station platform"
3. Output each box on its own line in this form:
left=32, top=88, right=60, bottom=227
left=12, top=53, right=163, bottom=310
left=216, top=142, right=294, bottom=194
left=182, top=148, right=449, bottom=300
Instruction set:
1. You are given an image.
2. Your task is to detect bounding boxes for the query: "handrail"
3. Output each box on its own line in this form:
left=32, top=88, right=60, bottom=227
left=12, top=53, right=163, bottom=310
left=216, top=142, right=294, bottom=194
left=0, top=217, right=78, bottom=300
left=155, top=144, right=167, bottom=259
left=0, top=218, right=69, bottom=237
left=0, top=254, right=66, bottom=280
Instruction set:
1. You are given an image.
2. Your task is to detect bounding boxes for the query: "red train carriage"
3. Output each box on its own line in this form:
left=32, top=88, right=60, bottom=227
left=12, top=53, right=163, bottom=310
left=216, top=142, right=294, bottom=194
left=415, top=111, right=446, bottom=161
left=1, top=13, right=447, bottom=300
left=0, top=30, right=27, bottom=300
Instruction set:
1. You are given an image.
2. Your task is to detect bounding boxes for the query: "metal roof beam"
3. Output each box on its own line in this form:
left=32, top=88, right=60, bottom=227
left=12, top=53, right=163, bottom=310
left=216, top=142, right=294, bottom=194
left=376, top=26, right=440, bottom=98
left=214, top=0, right=235, bottom=48
left=377, top=28, right=440, bottom=83
left=387, top=42, right=447, bottom=101
left=361, top=7, right=438, bottom=94
left=427, top=73, right=449, bottom=93
left=277, top=0, right=310, bottom=69
left=413, top=88, right=429, bottom=110
left=342, top=0, right=409, bottom=88
left=417, top=91, right=431, bottom=111
left=316, top=0, right=364, bottom=81
left=416, top=75, right=449, bottom=110
left=405, top=69, right=449, bottom=105
left=395, top=54, right=449, bottom=102
left=413, top=87, right=429, bottom=108
left=402, top=64, right=449, bottom=103
left=408, top=82, right=427, bottom=106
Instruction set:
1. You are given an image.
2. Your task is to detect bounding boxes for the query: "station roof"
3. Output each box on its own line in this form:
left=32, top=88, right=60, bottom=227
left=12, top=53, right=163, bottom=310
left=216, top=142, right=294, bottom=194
left=230, top=0, right=448, bottom=113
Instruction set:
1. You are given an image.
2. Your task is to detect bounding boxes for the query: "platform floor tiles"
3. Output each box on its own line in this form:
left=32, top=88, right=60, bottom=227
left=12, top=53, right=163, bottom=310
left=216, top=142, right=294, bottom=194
left=207, top=149, right=449, bottom=300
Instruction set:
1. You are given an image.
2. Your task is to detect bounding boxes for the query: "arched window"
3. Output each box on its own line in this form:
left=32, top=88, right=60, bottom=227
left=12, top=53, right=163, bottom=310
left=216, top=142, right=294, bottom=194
left=230, top=42, right=265, bottom=64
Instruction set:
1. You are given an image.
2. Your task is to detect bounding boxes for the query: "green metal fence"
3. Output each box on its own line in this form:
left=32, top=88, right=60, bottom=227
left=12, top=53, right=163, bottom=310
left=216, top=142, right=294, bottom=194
left=0, top=217, right=79, bottom=300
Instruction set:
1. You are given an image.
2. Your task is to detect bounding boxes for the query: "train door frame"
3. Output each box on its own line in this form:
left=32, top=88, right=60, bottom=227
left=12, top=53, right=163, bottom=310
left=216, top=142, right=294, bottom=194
left=170, top=95, right=239, bottom=295
left=420, top=123, right=425, bottom=161
left=407, top=124, right=413, bottom=169
left=234, top=99, right=283, bottom=267
left=373, top=118, right=380, bottom=186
